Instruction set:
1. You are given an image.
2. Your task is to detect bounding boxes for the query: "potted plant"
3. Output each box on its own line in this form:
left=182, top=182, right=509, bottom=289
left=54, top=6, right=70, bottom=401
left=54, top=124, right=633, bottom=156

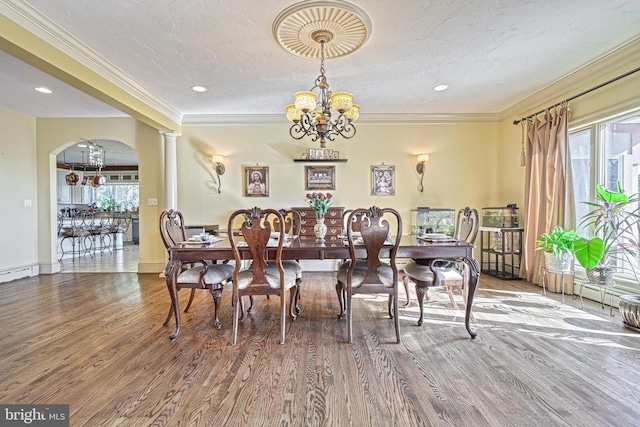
left=536, top=226, right=580, bottom=272
left=573, top=183, right=640, bottom=285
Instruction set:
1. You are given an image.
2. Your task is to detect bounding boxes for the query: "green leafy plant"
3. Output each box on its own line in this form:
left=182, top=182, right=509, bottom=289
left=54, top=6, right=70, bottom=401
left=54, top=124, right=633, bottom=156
left=573, top=183, right=640, bottom=278
left=535, top=226, right=580, bottom=257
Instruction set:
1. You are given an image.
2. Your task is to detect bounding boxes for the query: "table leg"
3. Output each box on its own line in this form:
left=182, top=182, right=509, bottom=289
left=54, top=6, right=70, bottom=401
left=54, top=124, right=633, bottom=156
left=164, top=260, right=182, bottom=340
left=463, top=257, right=479, bottom=338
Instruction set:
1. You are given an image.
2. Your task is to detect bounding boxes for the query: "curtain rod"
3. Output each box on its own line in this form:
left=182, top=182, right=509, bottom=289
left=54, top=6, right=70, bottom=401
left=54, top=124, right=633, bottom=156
left=512, top=65, right=640, bottom=125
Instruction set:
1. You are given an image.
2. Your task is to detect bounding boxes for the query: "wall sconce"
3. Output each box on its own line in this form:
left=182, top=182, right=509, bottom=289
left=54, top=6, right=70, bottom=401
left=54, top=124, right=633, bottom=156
left=212, top=155, right=225, bottom=193
left=416, top=154, right=429, bottom=192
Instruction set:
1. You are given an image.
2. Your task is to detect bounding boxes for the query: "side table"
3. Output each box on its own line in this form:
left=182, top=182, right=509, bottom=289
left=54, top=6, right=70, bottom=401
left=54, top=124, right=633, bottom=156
left=540, top=267, right=574, bottom=303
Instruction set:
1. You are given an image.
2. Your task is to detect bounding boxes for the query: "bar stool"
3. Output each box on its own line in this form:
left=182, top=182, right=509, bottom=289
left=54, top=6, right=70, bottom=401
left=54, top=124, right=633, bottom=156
left=59, top=213, right=92, bottom=261
left=89, top=215, right=113, bottom=255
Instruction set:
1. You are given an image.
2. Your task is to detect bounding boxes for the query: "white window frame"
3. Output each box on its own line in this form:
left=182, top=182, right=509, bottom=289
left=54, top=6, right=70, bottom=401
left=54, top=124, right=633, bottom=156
left=568, top=109, right=640, bottom=295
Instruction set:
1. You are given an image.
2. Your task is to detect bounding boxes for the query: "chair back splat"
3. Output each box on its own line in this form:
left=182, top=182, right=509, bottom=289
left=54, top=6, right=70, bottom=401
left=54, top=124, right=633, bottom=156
left=454, top=206, right=480, bottom=244
left=159, top=209, right=187, bottom=251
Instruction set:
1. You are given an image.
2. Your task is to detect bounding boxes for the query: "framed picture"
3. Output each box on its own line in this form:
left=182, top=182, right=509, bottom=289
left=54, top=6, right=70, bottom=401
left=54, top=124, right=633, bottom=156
left=301, top=153, right=309, bottom=160
left=332, top=151, right=339, bottom=160
left=324, top=149, right=333, bottom=160
left=371, top=165, right=395, bottom=196
left=305, top=165, right=335, bottom=190
left=244, top=165, right=269, bottom=197
left=309, top=148, right=315, bottom=159
left=315, top=149, right=325, bottom=160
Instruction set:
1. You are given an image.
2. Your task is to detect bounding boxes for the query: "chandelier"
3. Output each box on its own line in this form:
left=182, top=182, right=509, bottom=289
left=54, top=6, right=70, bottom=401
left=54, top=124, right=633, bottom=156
left=286, top=32, right=359, bottom=148
left=274, top=0, right=371, bottom=148
left=87, top=141, right=104, bottom=168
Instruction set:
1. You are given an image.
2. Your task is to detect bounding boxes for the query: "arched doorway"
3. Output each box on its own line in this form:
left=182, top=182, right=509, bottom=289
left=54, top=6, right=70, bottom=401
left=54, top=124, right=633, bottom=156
left=54, top=139, right=139, bottom=273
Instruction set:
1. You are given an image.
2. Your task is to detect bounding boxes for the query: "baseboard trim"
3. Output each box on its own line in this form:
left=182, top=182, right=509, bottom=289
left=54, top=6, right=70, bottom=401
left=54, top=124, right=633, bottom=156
left=138, top=262, right=166, bottom=274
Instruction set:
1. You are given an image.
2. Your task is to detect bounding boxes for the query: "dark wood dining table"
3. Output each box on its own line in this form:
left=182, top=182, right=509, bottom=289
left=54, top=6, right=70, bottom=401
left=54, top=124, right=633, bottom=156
left=165, top=235, right=479, bottom=340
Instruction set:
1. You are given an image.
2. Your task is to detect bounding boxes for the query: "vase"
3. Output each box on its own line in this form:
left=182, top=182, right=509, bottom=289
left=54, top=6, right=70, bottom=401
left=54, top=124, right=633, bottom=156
left=314, top=217, right=327, bottom=242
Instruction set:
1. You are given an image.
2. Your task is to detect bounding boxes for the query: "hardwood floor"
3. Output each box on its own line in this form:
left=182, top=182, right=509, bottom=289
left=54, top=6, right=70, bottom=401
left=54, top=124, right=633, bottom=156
left=59, top=243, right=139, bottom=273
left=0, top=272, right=638, bottom=426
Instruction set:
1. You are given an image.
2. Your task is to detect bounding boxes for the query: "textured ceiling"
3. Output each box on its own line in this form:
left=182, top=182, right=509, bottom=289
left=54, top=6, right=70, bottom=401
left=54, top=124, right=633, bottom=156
left=1, top=0, right=639, bottom=120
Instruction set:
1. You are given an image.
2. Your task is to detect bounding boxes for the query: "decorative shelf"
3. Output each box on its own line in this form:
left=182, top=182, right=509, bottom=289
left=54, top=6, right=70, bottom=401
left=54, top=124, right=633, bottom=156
left=293, top=159, right=348, bottom=163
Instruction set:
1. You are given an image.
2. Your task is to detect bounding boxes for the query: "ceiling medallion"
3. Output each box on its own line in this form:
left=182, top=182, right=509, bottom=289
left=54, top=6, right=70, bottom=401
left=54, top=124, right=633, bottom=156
left=274, top=1, right=371, bottom=148
left=273, top=0, right=372, bottom=59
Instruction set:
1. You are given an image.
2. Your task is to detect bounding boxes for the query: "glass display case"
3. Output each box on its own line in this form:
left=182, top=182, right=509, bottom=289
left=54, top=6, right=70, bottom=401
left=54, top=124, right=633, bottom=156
left=482, top=205, right=519, bottom=228
left=410, top=207, right=455, bottom=236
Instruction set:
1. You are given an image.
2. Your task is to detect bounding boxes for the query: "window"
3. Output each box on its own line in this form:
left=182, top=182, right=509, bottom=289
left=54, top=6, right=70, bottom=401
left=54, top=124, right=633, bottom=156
left=569, top=112, right=640, bottom=288
left=95, top=183, right=139, bottom=211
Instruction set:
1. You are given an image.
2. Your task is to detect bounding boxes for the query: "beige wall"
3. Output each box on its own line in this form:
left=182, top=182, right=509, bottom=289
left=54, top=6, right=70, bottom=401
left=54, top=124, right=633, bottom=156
left=177, top=122, right=503, bottom=238
left=0, top=105, right=38, bottom=276
left=35, top=117, right=166, bottom=273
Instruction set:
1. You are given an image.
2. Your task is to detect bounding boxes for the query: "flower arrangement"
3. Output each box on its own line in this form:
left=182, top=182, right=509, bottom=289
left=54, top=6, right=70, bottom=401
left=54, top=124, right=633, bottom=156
left=306, top=192, right=333, bottom=218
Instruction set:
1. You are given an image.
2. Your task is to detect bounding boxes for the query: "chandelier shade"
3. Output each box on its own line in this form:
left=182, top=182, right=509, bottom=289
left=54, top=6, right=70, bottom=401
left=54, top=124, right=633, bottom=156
left=286, top=104, right=301, bottom=122
left=344, top=104, right=359, bottom=121
left=330, top=92, right=354, bottom=113
left=294, top=91, right=318, bottom=113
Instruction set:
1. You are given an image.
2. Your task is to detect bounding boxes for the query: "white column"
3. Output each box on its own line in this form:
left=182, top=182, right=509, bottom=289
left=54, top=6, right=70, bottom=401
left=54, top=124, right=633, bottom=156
left=160, top=131, right=179, bottom=210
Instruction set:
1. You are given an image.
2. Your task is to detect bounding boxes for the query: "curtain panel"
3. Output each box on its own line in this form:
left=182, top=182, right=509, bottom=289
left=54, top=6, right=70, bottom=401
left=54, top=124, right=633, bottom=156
left=521, top=104, right=574, bottom=286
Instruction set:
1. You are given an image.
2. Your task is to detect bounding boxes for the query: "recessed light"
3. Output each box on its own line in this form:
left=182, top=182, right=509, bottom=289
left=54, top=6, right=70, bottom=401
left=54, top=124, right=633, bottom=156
left=433, top=84, right=449, bottom=92
left=34, top=87, right=52, bottom=94
left=191, top=85, right=207, bottom=92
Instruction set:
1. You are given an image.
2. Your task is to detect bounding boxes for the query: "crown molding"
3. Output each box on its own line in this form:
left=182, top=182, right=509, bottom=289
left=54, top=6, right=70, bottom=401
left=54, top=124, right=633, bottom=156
left=356, top=113, right=501, bottom=124
left=182, top=114, right=287, bottom=126
left=499, top=36, right=640, bottom=123
left=0, top=0, right=183, bottom=125
left=182, top=112, right=501, bottom=126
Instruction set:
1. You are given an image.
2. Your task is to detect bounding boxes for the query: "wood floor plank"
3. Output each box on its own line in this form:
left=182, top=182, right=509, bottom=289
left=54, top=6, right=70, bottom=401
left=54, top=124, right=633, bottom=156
left=0, top=271, right=639, bottom=426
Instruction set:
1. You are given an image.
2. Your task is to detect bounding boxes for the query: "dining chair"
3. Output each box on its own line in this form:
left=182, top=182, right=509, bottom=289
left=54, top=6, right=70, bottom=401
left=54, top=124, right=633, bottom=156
left=270, top=208, right=303, bottom=313
left=228, top=207, right=298, bottom=345
left=336, top=206, right=403, bottom=343
left=159, top=209, right=234, bottom=336
left=403, top=207, right=480, bottom=325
